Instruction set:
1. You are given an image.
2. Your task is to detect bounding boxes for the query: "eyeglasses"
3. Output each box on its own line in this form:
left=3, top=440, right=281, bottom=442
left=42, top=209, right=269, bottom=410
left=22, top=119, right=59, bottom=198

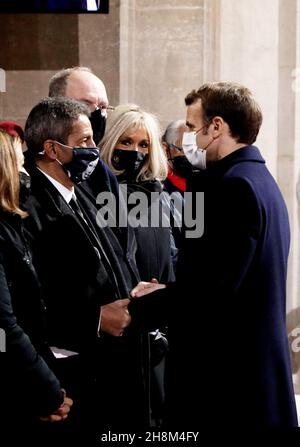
left=95, top=105, right=115, bottom=112
left=94, top=104, right=115, bottom=118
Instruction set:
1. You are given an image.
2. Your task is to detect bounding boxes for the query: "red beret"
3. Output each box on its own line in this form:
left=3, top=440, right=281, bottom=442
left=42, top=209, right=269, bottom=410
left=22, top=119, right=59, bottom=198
left=0, top=121, right=24, bottom=143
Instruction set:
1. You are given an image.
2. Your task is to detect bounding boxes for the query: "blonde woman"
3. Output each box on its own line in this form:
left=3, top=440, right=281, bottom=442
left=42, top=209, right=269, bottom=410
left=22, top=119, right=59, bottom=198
left=101, top=104, right=168, bottom=183
left=101, top=104, right=174, bottom=427
left=0, top=128, right=72, bottom=442
left=101, top=104, right=174, bottom=282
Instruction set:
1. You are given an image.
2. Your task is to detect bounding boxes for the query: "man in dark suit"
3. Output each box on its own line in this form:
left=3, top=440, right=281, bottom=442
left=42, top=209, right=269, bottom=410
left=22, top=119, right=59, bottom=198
left=23, top=97, right=143, bottom=441
left=132, top=82, right=298, bottom=432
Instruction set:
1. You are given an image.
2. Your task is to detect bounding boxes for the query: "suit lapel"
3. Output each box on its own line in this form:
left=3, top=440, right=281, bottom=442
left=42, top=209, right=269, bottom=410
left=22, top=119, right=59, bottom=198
left=27, top=166, right=104, bottom=250
left=76, top=186, right=130, bottom=296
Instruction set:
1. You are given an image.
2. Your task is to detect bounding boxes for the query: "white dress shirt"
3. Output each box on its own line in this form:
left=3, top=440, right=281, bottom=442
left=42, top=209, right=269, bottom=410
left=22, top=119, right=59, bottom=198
left=37, top=168, right=74, bottom=204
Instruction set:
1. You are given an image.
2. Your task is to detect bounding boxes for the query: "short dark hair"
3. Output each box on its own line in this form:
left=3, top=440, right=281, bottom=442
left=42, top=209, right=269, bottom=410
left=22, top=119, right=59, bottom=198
left=185, top=82, right=263, bottom=145
left=48, top=66, right=92, bottom=97
left=24, top=96, right=90, bottom=156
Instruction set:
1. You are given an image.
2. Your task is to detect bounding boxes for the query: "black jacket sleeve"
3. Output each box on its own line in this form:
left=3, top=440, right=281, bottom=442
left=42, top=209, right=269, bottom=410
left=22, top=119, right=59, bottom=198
left=0, top=258, right=64, bottom=416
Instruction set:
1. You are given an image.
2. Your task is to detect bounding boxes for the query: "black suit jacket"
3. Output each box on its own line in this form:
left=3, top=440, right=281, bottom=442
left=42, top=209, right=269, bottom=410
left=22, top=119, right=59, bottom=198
left=22, top=166, right=161, bottom=431
left=23, top=166, right=136, bottom=354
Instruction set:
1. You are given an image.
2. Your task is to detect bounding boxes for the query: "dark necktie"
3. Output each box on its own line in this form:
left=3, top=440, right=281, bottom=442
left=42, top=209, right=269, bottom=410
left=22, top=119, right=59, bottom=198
left=69, top=195, right=104, bottom=250
left=69, top=196, right=89, bottom=226
left=69, top=195, right=122, bottom=298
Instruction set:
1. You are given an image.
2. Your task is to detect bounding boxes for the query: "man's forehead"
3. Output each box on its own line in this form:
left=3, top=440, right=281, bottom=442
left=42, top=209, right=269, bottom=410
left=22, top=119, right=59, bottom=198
left=187, top=99, right=202, bottom=114
left=66, top=72, right=106, bottom=101
left=186, top=99, right=203, bottom=125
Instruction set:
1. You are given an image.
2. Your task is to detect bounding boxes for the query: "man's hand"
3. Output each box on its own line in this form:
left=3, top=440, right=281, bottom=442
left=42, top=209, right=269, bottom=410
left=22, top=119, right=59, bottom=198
left=100, top=299, right=131, bottom=337
left=130, top=278, right=166, bottom=299
left=39, top=392, right=73, bottom=423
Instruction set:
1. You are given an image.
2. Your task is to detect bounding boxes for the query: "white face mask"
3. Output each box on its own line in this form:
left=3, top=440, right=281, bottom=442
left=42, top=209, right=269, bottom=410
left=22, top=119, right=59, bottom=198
left=182, top=132, right=206, bottom=170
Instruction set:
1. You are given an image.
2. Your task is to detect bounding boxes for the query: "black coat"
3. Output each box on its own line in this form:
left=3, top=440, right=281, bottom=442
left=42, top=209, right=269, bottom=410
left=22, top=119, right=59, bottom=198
left=165, top=146, right=298, bottom=430
left=80, top=159, right=140, bottom=284
left=0, top=211, right=63, bottom=430
left=84, top=165, right=175, bottom=283
left=83, top=169, right=174, bottom=427
left=23, top=166, right=136, bottom=354
left=23, top=165, right=157, bottom=432
left=119, top=179, right=175, bottom=284
left=117, top=179, right=174, bottom=428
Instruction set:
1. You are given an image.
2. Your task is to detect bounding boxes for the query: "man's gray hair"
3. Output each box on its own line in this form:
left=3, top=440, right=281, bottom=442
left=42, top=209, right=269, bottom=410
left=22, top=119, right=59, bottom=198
left=48, top=66, right=92, bottom=97
left=24, top=96, right=90, bottom=156
left=162, top=119, right=186, bottom=145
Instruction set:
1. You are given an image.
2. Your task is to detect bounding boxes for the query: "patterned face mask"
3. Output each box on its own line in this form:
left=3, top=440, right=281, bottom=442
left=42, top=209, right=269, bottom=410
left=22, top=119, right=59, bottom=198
left=112, top=149, right=148, bottom=182
left=54, top=142, right=100, bottom=184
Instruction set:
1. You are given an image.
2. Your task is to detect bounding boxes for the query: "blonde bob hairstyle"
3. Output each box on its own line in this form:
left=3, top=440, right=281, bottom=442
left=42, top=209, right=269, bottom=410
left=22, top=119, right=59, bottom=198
left=100, top=104, right=168, bottom=181
left=0, top=130, right=27, bottom=218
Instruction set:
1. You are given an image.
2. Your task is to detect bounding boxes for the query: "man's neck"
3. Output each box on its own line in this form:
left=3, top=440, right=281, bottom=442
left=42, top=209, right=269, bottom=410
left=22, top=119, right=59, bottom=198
left=216, top=135, right=248, bottom=160
left=36, top=160, right=74, bottom=190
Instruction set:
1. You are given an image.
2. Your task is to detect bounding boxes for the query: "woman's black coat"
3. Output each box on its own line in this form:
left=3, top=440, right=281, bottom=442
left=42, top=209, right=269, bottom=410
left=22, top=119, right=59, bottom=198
left=0, top=211, right=63, bottom=423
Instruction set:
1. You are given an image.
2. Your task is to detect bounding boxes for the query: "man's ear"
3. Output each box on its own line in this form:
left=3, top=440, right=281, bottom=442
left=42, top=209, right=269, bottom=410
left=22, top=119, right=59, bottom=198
left=211, top=116, right=224, bottom=135
left=43, top=140, right=58, bottom=160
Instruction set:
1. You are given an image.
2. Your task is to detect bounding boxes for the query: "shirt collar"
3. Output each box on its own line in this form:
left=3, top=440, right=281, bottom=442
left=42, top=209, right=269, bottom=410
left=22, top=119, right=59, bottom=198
left=37, top=167, right=74, bottom=204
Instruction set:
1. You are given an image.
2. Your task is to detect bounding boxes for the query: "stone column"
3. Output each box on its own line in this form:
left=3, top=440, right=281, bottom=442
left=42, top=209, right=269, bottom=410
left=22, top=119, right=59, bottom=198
left=78, top=1, right=121, bottom=107
left=119, top=0, right=220, bottom=129
left=217, top=0, right=279, bottom=175
left=284, top=0, right=300, bottom=392
left=278, top=0, right=299, bottom=314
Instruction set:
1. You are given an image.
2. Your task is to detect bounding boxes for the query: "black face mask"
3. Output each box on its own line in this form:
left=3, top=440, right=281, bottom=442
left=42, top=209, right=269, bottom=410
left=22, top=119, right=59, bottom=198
left=171, top=155, right=193, bottom=178
left=19, top=171, right=31, bottom=204
left=112, top=149, right=148, bottom=182
left=62, top=147, right=100, bottom=184
left=53, top=141, right=100, bottom=184
left=90, top=108, right=106, bottom=145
